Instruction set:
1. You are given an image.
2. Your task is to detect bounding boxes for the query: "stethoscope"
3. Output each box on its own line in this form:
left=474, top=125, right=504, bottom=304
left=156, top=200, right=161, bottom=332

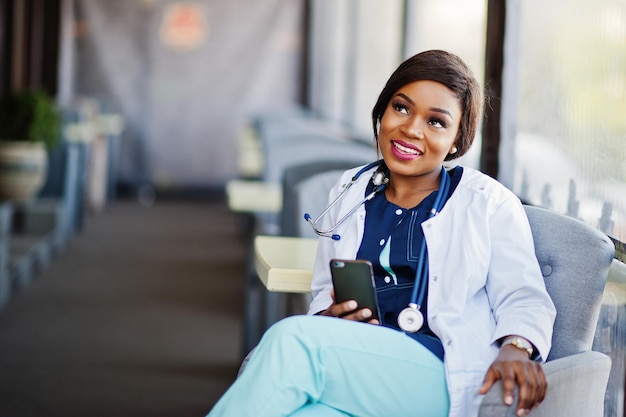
left=304, top=160, right=389, bottom=241
left=304, top=159, right=450, bottom=333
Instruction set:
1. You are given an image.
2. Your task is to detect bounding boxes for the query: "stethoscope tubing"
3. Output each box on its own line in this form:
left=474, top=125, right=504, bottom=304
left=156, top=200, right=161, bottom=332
left=410, top=166, right=450, bottom=307
left=304, top=160, right=385, bottom=240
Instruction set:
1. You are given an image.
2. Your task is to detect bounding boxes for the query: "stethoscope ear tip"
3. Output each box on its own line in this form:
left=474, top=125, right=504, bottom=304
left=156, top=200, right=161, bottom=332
left=331, top=234, right=341, bottom=241
left=304, top=213, right=311, bottom=221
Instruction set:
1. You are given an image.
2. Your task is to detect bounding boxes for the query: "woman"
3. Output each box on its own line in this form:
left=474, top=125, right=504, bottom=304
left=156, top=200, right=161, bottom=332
left=208, top=50, right=556, bottom=417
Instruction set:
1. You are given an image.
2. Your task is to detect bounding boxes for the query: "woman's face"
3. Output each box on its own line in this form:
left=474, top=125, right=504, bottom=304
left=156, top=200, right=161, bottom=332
left=378, top=80, right=461, bottom=180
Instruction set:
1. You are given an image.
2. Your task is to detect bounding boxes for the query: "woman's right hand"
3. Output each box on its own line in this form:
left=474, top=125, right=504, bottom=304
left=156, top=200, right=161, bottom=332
left=319, top=289, right=380, bottom=324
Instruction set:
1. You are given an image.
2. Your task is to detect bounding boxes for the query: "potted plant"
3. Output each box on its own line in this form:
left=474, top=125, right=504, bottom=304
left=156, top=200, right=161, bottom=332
left=0, top=90, right=61, bottom=202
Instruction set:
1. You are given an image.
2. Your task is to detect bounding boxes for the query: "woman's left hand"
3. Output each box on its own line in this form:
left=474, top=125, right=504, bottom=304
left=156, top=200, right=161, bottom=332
left=478, top=345, right=547, bottom=417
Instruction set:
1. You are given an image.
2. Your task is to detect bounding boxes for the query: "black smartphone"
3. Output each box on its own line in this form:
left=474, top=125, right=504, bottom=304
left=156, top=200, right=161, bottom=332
left=330, top=259, right=380, bottom=320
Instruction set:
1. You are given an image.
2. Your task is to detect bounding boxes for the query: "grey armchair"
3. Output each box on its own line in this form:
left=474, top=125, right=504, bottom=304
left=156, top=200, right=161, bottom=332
left=479, top=205, right=614, bottom=417
left=294, top=172, right=615, bottom=416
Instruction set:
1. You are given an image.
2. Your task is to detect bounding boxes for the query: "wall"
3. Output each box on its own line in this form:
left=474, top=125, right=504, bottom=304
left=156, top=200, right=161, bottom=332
left=63, top=0, right=305, bottom=189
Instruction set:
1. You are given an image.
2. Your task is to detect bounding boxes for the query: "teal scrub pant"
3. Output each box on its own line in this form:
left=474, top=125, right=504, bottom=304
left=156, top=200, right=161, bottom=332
left=207, top=315, right=449, bottom=417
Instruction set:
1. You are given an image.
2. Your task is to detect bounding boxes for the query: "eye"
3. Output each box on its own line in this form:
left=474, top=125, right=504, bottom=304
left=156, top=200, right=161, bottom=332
left=428, top=117, right=447, bottom=129
left=391, top=100, right=409, bottom=115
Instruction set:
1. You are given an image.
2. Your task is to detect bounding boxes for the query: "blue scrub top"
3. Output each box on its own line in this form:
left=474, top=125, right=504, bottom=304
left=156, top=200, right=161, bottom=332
left=356, top=165, right=463, bottom=361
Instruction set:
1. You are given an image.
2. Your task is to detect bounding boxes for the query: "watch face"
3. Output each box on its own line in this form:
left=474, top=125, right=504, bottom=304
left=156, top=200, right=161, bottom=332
left=504, top=337, right=533, bottom=357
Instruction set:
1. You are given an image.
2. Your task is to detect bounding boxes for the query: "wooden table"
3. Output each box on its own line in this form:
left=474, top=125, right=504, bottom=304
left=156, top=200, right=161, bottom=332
left=254, top=235, right=317, bottom=293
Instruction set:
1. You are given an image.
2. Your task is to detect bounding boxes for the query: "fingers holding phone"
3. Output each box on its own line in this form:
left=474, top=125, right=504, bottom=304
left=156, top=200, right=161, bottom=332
left=320, top=289, right=379, bottom=323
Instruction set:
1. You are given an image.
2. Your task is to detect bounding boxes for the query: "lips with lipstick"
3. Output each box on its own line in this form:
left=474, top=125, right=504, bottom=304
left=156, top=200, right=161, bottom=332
left=391, top=140, right=423, bottom=160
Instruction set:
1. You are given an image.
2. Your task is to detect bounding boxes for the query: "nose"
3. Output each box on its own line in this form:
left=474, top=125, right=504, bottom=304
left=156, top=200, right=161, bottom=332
left=402, top=117, right=425, bottom=139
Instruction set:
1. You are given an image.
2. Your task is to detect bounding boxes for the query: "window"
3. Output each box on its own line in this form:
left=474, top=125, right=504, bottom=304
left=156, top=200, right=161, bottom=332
left=513, top=0, right=626, bottom=243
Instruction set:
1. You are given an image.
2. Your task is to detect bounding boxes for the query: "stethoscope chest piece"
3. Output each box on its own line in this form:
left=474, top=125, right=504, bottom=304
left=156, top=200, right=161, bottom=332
left=398, top=303, right=423, bottom=333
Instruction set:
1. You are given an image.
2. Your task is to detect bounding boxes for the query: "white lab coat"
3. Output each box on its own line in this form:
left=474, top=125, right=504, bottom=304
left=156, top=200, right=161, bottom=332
left=307, top=163, right=556, bottom=417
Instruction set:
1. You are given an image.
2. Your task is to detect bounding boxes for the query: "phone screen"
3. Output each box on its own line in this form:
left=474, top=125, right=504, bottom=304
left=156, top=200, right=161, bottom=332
left=330, top=259, right=380, bottom=320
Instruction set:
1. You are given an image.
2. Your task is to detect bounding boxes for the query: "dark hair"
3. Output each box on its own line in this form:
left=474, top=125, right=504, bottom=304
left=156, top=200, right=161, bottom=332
left=371, top=50, right=484, bottom=160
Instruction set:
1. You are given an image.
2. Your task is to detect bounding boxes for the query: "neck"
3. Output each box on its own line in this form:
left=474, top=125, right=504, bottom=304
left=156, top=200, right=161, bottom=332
left=385, top=168, right=443, bottom=209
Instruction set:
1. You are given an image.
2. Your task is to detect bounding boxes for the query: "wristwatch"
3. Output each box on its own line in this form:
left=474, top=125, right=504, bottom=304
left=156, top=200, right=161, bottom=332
left=501, top=336, right=534, bottom=358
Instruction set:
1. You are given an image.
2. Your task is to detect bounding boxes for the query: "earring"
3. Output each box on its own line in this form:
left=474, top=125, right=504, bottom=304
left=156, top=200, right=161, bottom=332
left=450, top=146, right=458, bottom=154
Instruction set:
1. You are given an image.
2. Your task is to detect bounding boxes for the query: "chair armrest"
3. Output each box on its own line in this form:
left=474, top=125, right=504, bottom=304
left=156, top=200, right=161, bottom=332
left=478, top=351, right=611, bottom=417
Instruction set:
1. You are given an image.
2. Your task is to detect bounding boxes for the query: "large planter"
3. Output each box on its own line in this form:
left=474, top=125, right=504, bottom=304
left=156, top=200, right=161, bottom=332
left=0, top=141, right=48, bottom=202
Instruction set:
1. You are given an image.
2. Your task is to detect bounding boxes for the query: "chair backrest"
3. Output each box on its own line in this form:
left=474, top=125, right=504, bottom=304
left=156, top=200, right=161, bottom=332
left=524, top=205, right=615, bottom=361
left=292, top=169, right=349, bottom=239
left=262, top=134, right=375, bottom=183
